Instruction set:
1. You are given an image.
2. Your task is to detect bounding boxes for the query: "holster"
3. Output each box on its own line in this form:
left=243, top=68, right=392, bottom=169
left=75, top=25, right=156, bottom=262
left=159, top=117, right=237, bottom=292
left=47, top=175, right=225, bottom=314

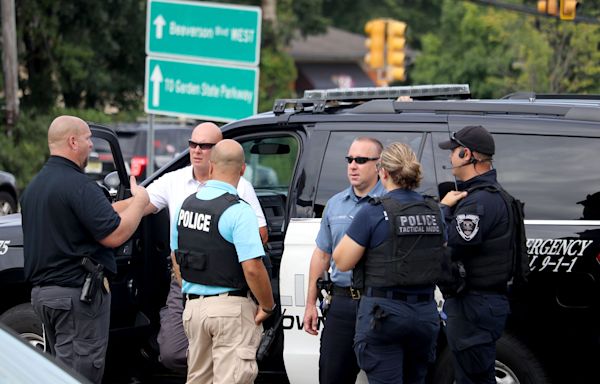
left=80, top=257, right=105, bottom=304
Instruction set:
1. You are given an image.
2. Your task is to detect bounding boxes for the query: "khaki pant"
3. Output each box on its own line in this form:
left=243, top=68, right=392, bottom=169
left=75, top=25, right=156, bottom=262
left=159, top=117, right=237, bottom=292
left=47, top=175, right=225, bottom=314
left=183, top=294, right=263, bottom=384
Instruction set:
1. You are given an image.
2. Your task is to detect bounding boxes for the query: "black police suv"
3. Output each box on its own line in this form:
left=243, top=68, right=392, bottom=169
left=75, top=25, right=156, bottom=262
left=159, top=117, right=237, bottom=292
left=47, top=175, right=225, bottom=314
left=0, top=84, right=599, bottom=383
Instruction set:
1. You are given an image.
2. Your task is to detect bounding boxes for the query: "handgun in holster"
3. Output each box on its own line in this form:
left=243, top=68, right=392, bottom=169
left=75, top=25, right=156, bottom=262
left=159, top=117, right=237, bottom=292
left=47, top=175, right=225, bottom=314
left=80, top=257, right=104, bottom=304
left=256, top=309, right=286, bottom=362
left=316, top=272, right=332, bottom=317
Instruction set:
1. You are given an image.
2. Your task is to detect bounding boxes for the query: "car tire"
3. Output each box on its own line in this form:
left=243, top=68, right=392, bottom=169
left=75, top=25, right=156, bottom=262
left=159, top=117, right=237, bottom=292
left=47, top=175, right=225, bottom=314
left=0, top=303, right=45, bottom=351
left=0, top=191, right=17, bottom=216
left=430, top=332, right=550, bottom=384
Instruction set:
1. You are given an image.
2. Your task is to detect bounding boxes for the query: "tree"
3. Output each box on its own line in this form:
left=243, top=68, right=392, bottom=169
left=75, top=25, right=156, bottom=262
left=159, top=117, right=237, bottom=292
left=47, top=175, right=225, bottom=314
left=411, top=0, right=600, bottom=97
left=15, top=0, right=145, bottom=111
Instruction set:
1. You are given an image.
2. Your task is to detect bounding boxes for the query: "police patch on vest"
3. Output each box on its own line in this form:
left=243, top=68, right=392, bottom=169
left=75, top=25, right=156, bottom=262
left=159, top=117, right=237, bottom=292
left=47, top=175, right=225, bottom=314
left=456, top=214, right=480, bottom=241
left=395, top=214, right=442, bottom=235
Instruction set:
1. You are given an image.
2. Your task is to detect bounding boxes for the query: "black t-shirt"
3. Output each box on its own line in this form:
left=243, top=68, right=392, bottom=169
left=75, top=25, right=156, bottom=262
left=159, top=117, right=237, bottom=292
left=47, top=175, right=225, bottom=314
left=21, top=156, right=121, bottom=287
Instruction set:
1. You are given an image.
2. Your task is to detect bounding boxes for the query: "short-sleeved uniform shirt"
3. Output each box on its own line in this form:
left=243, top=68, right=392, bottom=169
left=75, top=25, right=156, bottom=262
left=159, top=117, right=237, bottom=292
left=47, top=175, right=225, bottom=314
left=346, top=188, right=445, bottom=293
left=171, top=180, right=265, bottom=296
left=21, top=156, right=121, bottom=287
left=316, top=182, right=385, bottom=287
left=147, top=165, right=266, bottom=240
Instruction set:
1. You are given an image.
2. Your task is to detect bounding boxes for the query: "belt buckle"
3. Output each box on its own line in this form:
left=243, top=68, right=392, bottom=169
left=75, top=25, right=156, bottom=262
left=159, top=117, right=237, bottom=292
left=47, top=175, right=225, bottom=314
left=350, top=287, right=361, bottom=300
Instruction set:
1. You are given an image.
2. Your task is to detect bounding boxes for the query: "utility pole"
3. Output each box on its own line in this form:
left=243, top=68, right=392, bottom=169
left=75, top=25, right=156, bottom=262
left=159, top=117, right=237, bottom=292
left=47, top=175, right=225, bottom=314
left=1, top=0, right=19, bottom=131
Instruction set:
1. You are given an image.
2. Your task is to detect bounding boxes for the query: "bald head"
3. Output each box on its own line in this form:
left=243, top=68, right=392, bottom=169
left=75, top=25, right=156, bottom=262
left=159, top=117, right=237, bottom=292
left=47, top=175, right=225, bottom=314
left=48, top=116, right=88, bottom=152
left=47, top=115, right=93, bottom=169
left=191, top=122, right=222, bottom=143
left=209, top=139, right=245, bottom=187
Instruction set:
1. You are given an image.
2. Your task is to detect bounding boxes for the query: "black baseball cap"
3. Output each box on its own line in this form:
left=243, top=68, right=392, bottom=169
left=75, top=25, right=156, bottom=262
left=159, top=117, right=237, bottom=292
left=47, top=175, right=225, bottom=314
left=438, top=125, right=495, bottom=155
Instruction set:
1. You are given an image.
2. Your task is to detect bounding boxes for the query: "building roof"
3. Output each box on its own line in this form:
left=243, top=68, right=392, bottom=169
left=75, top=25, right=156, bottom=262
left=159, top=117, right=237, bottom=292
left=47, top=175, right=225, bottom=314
left=288, top=27, right=366, bottom=63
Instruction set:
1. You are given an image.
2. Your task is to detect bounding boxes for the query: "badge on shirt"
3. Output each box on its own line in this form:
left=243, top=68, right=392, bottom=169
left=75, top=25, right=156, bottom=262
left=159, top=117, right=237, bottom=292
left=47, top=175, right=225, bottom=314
left=456, top=214, right=480, bottom=241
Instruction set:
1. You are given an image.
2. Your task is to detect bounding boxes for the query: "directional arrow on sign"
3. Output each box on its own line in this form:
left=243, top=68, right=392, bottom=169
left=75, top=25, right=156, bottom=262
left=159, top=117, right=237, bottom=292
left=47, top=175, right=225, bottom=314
left=150, top=65, right=163, bottom=107
left=153, top=15, right=166, bottom=39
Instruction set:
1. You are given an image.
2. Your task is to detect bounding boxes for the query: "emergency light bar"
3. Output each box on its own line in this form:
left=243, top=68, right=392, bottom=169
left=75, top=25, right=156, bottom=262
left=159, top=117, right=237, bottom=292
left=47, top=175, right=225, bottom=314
left=303, top=84, right=470, bottom=101
left=272, top=84, right=471, bottom=114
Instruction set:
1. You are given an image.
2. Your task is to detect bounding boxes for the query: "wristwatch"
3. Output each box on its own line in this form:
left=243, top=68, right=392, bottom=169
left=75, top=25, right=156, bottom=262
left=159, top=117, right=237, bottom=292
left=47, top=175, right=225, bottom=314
left=262, top=303, right=277, bottom=315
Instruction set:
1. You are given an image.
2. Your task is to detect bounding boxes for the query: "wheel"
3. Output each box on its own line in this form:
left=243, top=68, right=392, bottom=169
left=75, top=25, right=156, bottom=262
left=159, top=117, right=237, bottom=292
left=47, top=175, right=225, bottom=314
left=430, top=332, right=550, bottom=384
left=0, top=303, right=45, bottom=351
left=0, top=191, right=17, bottom=215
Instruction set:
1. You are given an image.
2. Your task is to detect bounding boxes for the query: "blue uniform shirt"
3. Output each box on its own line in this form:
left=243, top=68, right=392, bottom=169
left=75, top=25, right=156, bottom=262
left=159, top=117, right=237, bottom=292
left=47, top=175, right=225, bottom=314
left=171, top=180, right=265, bottom=295
left=316, top=181, right=385, bottom=287
left=441, top=169, right=508, bottom=250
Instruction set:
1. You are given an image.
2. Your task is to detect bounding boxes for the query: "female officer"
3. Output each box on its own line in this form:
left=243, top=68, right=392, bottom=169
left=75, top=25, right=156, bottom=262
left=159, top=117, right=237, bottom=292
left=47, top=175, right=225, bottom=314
left=333, top=142, right=445, bottom=384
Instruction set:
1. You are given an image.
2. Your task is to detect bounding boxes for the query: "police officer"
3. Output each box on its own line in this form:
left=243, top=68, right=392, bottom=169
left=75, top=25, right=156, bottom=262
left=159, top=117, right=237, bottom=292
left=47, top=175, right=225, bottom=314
left=173, top=139, right=275, bottom=384
left=303, top=137, right=385, bottom=384
left=112, top=122, right=269, bottom=373
left=334, top=142, right=444, bottom=384
left=21, top=115, right=149, bottom=383
left=438, top=125, right=512, bottom=384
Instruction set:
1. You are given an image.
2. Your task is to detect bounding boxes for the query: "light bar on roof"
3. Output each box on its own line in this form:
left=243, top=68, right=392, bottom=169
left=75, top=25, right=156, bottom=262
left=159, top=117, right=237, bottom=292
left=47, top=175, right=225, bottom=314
left=303, top=84, right=470, bottom=100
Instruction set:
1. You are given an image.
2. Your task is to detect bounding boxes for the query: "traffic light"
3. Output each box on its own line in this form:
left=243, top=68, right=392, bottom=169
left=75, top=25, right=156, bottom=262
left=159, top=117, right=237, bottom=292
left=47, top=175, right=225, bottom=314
left=386, top=20, right=407, bottom=82
left=537, top=0, right=558, bottom=15
left=559, top=0, right=578, bottom=20
left=364, top=19, right=386, bottom=69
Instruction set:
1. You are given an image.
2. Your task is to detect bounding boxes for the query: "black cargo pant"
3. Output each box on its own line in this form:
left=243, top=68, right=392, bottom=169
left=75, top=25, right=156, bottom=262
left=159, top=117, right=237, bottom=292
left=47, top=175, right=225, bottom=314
left=444, top=291, right=510, bottom=384
left=319, top=294, right=361, bottom=384
left=31, top=285, right=110, bottom=384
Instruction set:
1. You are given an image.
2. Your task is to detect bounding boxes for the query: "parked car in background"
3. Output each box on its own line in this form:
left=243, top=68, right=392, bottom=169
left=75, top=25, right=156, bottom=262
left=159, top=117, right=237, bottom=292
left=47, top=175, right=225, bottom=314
left=86, top=122, right=194, bottom=182
left=114, top=122, right=194, bottom=180
left=0, top=171, right=18, bottom=216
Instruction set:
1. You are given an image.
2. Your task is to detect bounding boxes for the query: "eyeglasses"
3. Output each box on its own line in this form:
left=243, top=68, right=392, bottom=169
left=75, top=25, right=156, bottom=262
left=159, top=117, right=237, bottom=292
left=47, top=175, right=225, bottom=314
left=188, top=140, right=216, bottom=150
left=345, top=156, right=379, bottom=165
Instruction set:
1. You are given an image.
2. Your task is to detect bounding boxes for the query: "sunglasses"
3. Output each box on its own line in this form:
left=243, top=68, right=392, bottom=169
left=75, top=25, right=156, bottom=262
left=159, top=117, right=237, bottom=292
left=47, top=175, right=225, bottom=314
left=188, top=140, right=216, bottom=150
left=450, top=132, right=468, bottom=149
left=345, top=156, right=379, bottom=164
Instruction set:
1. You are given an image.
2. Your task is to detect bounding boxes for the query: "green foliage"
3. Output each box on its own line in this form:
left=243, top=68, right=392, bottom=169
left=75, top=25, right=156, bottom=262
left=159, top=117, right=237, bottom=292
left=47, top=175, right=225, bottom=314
left=0, top=110, right=50, bottom=190
left=412, top=0, right=600, bottom=97
left=15, top=0, right=145, bottom=111
left=0, top=108, right=143, bottom=189
left=258, top=48, right=298, bottom=113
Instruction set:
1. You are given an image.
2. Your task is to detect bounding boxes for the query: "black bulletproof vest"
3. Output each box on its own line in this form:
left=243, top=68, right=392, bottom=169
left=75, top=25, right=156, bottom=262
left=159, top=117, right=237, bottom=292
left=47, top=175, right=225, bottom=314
left=175, top=192, right=248, bottom=289
left=460, top=184, right=514, bottom=289
left=353, top=197, right=445, bottom=288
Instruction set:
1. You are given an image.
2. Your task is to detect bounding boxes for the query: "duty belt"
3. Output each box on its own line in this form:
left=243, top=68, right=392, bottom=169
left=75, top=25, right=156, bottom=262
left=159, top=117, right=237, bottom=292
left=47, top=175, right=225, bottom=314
left=365, top=287, right=432, bottom=303
left=331, top=285, right=361, bottom=300
left=186, top=288, right=249, bottom=301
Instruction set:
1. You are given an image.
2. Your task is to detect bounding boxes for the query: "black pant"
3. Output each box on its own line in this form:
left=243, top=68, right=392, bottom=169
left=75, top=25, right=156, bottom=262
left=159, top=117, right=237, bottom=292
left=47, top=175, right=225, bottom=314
left=31, top=285, right=111, bottom=384
left=319, top=295, right=361, bottom=384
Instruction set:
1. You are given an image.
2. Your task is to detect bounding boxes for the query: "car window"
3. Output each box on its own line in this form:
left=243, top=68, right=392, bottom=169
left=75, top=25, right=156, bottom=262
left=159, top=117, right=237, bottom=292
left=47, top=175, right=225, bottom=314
left=433, top=132, right=600, bottom=220
left=314, top=131, right=423, bottom=217
left=238, top=135, right=299, bottom=192
left=86, top=136, right=117, bottom=183
left=494, top=134, right=600, bottom=220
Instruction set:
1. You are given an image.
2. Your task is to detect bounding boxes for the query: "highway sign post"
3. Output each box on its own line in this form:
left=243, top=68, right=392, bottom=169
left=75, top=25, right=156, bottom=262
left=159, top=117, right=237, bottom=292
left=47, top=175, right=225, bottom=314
left=144, top=57, right=259, bottom=122
left=146, top=0, right=261, bottom=66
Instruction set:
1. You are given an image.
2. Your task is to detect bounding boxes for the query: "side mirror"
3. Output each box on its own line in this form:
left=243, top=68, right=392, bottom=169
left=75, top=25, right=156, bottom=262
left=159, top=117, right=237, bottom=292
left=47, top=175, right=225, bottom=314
left=103, top=171, right=120, bottom=199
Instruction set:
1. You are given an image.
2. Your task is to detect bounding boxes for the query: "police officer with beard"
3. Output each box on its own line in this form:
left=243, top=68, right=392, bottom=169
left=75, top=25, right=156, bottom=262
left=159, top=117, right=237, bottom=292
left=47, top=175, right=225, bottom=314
left=438, top=125, right=512, bottom=384
left=333, top=142, right=445, bottom=384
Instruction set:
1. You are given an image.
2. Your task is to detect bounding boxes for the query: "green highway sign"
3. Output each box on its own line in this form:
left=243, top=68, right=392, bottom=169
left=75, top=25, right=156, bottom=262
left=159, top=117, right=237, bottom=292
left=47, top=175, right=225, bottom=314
left=146, top=0, right=261, bottom=66
left=144, top=57, right=258, bottom=122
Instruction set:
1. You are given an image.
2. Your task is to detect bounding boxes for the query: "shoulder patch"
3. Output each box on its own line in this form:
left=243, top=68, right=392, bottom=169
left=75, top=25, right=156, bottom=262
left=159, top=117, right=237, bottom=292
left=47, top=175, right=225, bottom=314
left=456, top=213, right=480, bottom=241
